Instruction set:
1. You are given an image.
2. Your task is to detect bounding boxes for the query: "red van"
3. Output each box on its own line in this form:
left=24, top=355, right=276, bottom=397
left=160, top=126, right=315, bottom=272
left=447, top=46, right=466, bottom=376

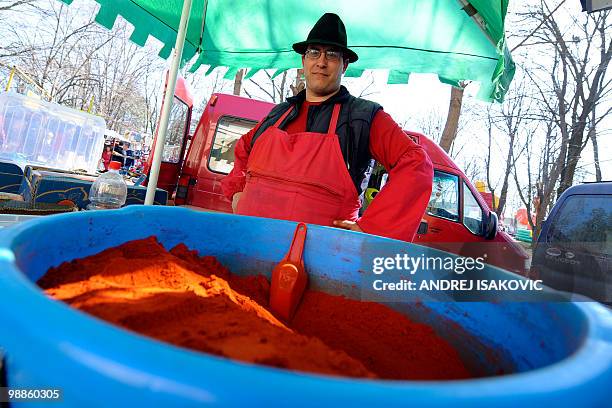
left=147, top=91, right=529, bottom=275
left=143, top=76, right=194, bottom=195
left=406, top=131, right=529, bottom=275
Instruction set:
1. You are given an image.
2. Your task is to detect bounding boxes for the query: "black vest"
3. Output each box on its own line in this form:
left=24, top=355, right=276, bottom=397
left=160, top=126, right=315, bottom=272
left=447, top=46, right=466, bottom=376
left=251, top=86, right=381, bottom=195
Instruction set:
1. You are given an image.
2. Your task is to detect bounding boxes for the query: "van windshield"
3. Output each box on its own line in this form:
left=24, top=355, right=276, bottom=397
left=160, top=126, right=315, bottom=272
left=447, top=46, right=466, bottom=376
left=549, top=195, right=612, bottom=255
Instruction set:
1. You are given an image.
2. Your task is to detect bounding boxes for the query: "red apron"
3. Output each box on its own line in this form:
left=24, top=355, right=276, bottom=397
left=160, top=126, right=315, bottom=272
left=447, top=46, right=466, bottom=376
left=236, top=104, right=360, bottom=226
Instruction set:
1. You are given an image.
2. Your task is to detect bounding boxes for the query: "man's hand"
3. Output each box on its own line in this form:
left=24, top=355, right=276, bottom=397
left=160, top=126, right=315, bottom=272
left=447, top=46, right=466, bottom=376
left=231, top=192, right=242, bottom=213
left=333, top=220, right=363, bottom=233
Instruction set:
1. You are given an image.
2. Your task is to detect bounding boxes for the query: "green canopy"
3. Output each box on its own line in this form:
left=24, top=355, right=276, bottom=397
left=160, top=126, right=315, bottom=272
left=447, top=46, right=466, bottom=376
left=59, top=0, right=515, bottom=102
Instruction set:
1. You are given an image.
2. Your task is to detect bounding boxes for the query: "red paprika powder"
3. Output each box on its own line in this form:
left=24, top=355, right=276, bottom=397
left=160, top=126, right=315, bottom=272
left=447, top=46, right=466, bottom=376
left=38, top=237, right=471, bottom=380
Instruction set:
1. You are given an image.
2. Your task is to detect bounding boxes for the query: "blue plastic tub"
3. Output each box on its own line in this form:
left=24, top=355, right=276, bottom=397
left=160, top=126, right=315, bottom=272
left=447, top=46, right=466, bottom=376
left=0, top=206, right=610, bottom=407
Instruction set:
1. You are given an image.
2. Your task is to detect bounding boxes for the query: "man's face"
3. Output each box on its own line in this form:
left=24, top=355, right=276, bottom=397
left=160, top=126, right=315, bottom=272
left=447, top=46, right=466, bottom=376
left=302, top=45, right=349, bottom=98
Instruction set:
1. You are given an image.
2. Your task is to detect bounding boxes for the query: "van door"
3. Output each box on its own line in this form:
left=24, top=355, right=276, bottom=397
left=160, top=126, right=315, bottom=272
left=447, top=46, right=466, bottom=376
left=534, top=194, right=611, bottom=302
left=415, top=170, right=527, bottom=273
left=190, top=115, right=258, bottom=211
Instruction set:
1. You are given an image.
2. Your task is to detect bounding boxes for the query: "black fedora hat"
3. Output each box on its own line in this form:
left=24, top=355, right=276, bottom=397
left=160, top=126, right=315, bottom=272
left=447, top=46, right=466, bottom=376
left=292, top=13, right=358, bottom=63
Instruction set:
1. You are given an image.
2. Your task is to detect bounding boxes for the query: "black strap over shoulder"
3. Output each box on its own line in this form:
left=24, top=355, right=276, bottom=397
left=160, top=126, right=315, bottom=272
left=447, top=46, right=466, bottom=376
left=251, top=102, right=295, bottom=146
left=249, top=87, right=381, bottom=195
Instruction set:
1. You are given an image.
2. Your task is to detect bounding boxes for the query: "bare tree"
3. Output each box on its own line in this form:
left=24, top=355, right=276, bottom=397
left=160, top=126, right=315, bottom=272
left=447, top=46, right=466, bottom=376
left=355, top=71, right=378, bottom=98
left=143, top=72, right=163, bottom=135
left=588, top=108, right=603, bottom=182
left=512, top=116, right=560, bottom=242
left=484, top=80, right=532, bottom=218
left=514, top=1, right=611, bottom=197
left=184, top=67, right=232, bottom=133
left=290, top=69, right=305, bottom=96
left=4, top=0, right=165, bottom=134
left=416, top=109, right=445, bottom=144
left=0, top=0, right=36, bottom=11
left=439, top=81, right=468, bottom=153
left=442, top=100, right=475, bottom=161
left=0, top=0, right=41, bottom=58
left=416, top=99, right=474, bottom=160
left=86, top=19, right=164, bottom=131
left=233, top=69, right=244, bottom=96
left=462, top=158, right=483, bottom=183
left=243, top=69, right=297, bottom=103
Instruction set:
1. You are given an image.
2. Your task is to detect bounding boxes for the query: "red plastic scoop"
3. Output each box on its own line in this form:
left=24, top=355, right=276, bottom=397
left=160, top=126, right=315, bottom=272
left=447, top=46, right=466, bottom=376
left=270, top=223, right=308, bottom=322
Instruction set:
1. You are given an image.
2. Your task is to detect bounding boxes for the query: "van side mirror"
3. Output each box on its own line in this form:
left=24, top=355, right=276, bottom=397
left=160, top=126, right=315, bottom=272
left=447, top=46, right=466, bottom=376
left=484, top=211, right=498, bottom=240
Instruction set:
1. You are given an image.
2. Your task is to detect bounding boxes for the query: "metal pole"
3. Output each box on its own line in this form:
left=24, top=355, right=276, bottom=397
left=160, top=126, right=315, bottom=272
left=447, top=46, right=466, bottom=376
left=5, top=68, right=15, bottom=92
left=145, top=0, right=193, bottom=205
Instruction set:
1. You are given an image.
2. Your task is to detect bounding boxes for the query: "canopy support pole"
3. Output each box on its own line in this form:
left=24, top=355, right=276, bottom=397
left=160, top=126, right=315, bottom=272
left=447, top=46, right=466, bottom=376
left=145, top=0, right=193, bottom=205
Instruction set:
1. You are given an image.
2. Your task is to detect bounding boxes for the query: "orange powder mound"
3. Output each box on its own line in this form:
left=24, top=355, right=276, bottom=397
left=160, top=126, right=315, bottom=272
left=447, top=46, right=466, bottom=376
left=37, top=237, right=471, bottom=380
left=37, top=237, right=371, bottom=378
left=292, top=292, right=471, bottom=379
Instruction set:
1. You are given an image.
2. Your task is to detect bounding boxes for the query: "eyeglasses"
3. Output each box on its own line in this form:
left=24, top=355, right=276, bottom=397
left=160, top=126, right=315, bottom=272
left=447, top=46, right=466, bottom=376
left=304, top=48, right=343, bottom=62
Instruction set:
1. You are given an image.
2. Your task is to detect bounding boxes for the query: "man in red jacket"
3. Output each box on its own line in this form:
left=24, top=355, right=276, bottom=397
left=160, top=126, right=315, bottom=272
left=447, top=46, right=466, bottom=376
left=221, top=13, right=433, bottom=242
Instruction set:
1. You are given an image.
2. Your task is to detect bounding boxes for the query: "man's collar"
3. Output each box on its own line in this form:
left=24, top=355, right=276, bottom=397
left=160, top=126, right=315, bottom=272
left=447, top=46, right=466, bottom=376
left=287, top=85, right=351, bottom=106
